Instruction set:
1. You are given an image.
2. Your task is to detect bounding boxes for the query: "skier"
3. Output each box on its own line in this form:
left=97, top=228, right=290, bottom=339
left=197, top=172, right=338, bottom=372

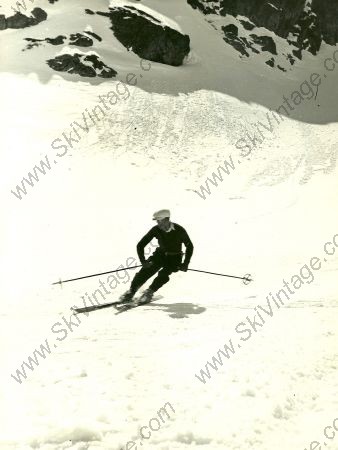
left=120, top=209, right=194, bottom=303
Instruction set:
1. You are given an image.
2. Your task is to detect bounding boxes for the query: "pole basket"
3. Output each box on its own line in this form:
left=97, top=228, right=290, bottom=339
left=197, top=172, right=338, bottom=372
left=243, top=273, right=253, bottom=285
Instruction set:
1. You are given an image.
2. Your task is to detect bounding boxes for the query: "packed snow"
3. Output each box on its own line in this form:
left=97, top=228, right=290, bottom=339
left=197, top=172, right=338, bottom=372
left=1, top=0, right=338, bottom=449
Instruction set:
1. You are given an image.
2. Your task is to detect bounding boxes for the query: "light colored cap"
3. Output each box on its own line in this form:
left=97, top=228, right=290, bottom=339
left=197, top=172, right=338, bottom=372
left=152, top=209, right=170, bottom=220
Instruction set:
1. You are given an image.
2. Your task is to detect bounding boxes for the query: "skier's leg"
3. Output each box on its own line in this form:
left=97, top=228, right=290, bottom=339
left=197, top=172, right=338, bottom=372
left=148, top=254, right=182, bottom=293
left=148, top=267, right=173, bottom=292
left=130, top=261, right=161, bottom=293
left=137, top=267, right=172, bottom=303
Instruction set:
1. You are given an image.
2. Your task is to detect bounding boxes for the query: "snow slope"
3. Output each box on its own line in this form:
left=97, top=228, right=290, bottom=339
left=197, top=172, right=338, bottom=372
left=1, top=0, right=338, bottom=449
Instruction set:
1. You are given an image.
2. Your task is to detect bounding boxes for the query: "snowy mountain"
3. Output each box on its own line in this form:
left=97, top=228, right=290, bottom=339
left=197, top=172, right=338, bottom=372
left=1, top=0, right=191, bottom=78
left=2, top=0, right=338, bottom=123
left=3, top=0, right=338, bottom=73
left=1, top=1, right=338, bottom=450
left=188, top=0, right=338, bottom=65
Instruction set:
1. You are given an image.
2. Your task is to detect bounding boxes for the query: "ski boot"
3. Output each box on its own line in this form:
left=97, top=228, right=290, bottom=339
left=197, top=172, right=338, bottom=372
left=138, top=288, right=154, bottom=304
left=119, top=289, right=135, bottom=303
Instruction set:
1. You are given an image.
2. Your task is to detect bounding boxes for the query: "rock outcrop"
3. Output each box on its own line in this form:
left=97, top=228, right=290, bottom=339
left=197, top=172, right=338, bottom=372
left=23, top=31, right=102, bottom=51
left=68, top=33, right=93, bottom=47
left=46, top=53, right=117, bottom=78
left=94, top=6, right=190, bottom=66
left=0, top=8, right=47, bottom=30
left=187, top=0, right=338, bottom=59
left=24, top=35, right=66, bottom=51
left=221, top=24, right=277, bottom=59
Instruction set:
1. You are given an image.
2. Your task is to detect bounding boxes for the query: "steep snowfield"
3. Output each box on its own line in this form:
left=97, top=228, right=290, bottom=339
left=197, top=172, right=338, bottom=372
left=1, top=0, right=338, bottom=449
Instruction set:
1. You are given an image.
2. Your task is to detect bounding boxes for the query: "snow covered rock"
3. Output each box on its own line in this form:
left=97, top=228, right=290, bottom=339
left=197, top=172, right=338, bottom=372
left=95, top=6, right=190, bottom=66
left=46, top=52, right=117, bottom=78
left=287, top=5, right=321, bottom=56
left=23, top=35, right=67, bottom=51
left=221, top=24, right=277, bottom=59
left=265, top=57, right=275, bottom=67
left=187, top=0, right=338, bottom=62
left=0, top=8, right=47, bottom=30
left=222, top=24, right=251, bottom=57
left=68, top=32, right=94, bottom=47
left=84, top=30, right=102, bottom=42
left=250, top=34, right=277, bottom=55
left=23, top=31, right=102, bottom=52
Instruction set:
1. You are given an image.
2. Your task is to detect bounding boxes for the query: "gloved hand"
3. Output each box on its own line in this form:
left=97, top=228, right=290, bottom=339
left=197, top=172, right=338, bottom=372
left=180, top=263, right=188, bottom=272
left=142, top=260, right=153, bottom=269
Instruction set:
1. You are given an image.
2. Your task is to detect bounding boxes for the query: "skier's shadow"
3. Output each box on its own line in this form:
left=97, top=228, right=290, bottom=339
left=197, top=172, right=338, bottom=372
left=151, top=302, right=206, bottom=319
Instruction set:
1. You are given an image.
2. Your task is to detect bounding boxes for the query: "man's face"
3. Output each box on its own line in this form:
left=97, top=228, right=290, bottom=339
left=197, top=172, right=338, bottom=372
left=156, top=217, right=170, bottom=231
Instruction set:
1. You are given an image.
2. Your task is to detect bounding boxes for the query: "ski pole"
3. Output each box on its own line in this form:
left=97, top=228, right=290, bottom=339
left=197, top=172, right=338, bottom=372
left=52, top=265, right=142, bottom=286
left=188, top=269, right=252, bottom=285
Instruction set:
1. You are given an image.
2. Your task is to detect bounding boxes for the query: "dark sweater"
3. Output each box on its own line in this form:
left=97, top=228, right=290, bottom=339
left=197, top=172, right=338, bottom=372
left=137, top=223, right=194, bottom=265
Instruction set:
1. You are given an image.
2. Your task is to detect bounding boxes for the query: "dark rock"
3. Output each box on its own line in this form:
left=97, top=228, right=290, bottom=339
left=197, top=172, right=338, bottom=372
left=6, top=12, right=32, bottom=28
left=83, top=54, right=115, bottom=77
left=84, top=30, right=102, bottom=42
left=187, top=0, right=338, bottom=56
left=224, top=37, right=250, bottom=56
left=23, top=31, right=99, bottom=51
left=277, top=64, right=287, bottom=72
left=292, top=48, right=302, bottom=59
left=223, top=23, right=238, bottom=37
left=31, top=7, right=47, bottom=22
left=187, top=0, right=216, bottom=15
left=47, top=54, right=96, bottom=77
left=97, top=7, right=190, bottom=66
left=290, top=9, right=321, bottom=55
left=46, top=53, right=117, bottom=78
left=5, top=7, right=47, bottom=29
left=23, top=35, right=66, bottom=51
left=0, top=15, right=6, bottom=30
left=250, top=34, right=277, bottom=54
left=85, top=9, right=95, bottom=15
left=23, top=37, right=43, bottom=50
left=69, top=32, right=93, bottom=47
left=219, top=0, right=306, bottom=39
left=124, top=5, right=161, bottom=24
left=286, top=53, right=296, bottom=65
left=265, top=57, right=275, bottom=67
left=222, top=18, right=277, bottom=58
left=240, top=19, right=255, bottom=31
left=232, top=38, right=250, bottom=56
left=46, top=35, right=66, bottom=45
left=312, top=0, right=338, bottom=46
left=222, top=25, right=250, bottom=56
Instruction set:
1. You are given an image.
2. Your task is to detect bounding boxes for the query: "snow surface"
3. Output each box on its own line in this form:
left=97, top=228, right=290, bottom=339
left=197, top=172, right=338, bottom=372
left=1, top=0, right=338, bottom=449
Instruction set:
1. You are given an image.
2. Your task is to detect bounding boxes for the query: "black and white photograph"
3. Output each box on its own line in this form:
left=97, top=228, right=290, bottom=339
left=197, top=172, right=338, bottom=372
left=1, top=0, right=338, bottom=449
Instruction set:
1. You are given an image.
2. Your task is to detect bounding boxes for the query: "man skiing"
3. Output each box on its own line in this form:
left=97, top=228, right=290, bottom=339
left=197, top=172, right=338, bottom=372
left=120, top=209, right=194, bottom=304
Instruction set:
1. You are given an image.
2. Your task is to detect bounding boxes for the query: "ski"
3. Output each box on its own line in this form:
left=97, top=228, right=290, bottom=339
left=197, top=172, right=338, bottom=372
left=114, top=296, right=161, bottom=314
left=71, top=295, right=161, bottom=315
left=71, top=299, right=128, bottom=315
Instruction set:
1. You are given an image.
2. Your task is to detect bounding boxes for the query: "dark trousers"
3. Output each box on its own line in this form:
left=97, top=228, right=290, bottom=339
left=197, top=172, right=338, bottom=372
left=130, top=250, right=182, bottom=293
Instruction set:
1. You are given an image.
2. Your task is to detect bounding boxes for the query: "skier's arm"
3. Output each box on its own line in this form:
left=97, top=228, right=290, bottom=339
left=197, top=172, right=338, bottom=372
left=137, top=228, right=156, bottom=264
left=182, top=229, right=194, bottom=268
